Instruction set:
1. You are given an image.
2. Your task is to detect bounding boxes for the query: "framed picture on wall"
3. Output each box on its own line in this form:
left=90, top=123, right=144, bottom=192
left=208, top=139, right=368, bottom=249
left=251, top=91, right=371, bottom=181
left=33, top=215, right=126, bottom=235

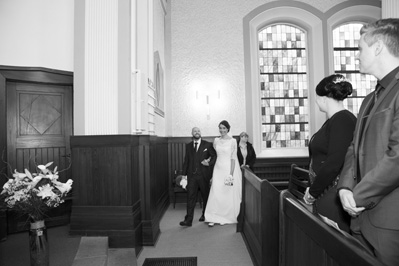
left=154, top=51, right=164, bottom=117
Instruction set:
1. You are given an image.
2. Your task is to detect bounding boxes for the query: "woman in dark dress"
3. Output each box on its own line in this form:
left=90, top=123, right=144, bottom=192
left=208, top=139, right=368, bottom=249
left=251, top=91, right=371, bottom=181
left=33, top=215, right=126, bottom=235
left=303, top=74, right=356, bottom=233
left=237, top=132, right=256, bottom=172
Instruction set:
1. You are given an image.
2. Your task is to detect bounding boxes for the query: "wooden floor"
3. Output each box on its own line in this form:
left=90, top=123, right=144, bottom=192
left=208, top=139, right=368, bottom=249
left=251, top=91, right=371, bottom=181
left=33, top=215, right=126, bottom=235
left=137, top=203, right=254, bottom=266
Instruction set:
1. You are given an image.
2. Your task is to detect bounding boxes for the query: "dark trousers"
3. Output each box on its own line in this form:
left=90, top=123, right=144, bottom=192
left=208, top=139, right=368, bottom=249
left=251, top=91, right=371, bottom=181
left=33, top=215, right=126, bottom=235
left=185, top=172, right=209, bottom=223
left=351, top=215, right=399, bottom=266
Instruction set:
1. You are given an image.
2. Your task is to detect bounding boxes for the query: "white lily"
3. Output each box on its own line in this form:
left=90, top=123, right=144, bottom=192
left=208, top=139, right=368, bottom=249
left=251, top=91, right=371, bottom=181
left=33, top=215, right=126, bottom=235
left=54, top=179, right=73, bottom=194
left=37, top=184, right=56, bottom=199
left=12, top=170, right=27, bottom=180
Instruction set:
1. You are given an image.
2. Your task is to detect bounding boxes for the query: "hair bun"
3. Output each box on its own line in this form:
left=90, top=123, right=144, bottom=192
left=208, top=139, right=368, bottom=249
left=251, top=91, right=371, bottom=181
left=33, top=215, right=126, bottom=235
left=329, top=80, right=353, bottom=101
left=316, top=74, right=353, bottom=101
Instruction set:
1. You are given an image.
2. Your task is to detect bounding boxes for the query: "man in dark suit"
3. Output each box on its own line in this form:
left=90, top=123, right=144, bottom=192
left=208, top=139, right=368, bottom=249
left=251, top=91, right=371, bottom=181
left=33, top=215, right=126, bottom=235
left=180, top=127, right=216, bottom=226
left=338, top=19, right=399, bottom=266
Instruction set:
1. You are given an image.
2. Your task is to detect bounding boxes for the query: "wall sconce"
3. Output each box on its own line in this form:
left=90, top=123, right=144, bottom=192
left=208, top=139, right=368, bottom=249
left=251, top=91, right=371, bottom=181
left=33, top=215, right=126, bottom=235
left=206, top=95, right=210, bottom=120
left=195, top=90, right=220, bottom=120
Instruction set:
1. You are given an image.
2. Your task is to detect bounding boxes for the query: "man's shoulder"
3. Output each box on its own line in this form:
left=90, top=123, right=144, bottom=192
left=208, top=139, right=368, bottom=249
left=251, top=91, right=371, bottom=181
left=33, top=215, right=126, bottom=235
left=186, top=141, right=193, bottom=146
left=201, top=139, right=209, bottom=143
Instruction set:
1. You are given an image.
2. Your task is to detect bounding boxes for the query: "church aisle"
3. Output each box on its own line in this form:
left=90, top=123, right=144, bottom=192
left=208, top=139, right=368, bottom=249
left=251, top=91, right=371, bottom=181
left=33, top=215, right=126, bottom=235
left=137, top=203, right=253, bottom=266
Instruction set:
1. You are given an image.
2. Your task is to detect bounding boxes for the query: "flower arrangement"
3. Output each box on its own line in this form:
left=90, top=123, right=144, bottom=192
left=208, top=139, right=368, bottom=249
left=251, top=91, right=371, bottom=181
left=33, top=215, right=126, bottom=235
left=1, top=162, right=73, bottom=222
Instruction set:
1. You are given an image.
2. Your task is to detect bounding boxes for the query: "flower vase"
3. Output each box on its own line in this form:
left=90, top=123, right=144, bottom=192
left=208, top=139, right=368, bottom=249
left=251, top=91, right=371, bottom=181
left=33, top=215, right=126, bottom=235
left=29, top=220, right=49, bottom=266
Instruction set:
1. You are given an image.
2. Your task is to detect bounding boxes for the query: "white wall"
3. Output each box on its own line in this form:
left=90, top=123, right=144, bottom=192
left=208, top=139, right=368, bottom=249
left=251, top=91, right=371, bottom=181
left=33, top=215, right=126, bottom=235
left=169, top=0, right=348, bottom=137
left=0, top=0, right=74, bottom=71
left=153, top=0, right=167, bottom=136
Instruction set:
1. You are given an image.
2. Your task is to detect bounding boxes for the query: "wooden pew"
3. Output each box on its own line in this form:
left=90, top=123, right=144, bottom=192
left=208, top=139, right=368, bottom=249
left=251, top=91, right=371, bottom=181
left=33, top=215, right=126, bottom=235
left=280, top=190, right=384, bottom=266
left=288, top=164, right=309, bottom=199
left=240, top=167, right=280, bottom=266
left=241, top=165, right=384, bottom=266
left=253, top=157, right=309, bottom=190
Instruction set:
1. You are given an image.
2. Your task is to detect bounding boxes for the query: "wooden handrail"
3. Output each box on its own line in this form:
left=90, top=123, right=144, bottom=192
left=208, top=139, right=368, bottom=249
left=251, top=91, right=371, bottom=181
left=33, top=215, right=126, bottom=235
left=280, top=191, right=383, bottom=266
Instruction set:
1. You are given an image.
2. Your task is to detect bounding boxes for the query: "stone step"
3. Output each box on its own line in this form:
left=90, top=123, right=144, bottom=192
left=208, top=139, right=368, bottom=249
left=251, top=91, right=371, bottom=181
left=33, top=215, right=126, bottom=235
left=107, top=248, right=137, bottom=266
left=72, top=236, right=108, bottom=266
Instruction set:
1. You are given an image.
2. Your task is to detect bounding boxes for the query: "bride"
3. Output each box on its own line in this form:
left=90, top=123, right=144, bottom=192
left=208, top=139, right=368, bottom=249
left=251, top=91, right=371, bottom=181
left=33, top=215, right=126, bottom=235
left=205, top=120, right=242, bottom=226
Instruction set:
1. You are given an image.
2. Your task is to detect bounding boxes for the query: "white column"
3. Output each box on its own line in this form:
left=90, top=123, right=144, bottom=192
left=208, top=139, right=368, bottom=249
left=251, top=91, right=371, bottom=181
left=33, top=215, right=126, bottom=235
left=74, top=0, right=151, bottom=135
left=118, top=0, right=133, bottom=134
left=84, top=0, right=119, bottom=135
left=134, top=0, right=153, bottom=134
left=74, top=0, right=119, bottom=135
left=382, top=0, right=399, bottom=18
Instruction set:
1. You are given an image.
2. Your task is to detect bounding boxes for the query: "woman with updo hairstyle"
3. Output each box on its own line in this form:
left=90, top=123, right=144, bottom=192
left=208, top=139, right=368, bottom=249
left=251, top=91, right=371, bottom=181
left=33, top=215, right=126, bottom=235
left=303, top=74, right=356, bottom=233
left=205, top=120, right=242, bottom=227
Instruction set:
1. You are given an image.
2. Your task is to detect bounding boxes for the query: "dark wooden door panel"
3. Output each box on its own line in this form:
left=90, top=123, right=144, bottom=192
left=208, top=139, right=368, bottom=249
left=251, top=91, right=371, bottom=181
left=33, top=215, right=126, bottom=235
left=6, top=81, right=72, bottom=232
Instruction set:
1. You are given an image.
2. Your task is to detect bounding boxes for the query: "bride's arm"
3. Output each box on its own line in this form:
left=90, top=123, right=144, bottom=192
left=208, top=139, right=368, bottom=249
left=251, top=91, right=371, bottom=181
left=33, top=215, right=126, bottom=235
left=229, top=139, right=237, bottom=176
left=230, top=159, right=235, bottom=176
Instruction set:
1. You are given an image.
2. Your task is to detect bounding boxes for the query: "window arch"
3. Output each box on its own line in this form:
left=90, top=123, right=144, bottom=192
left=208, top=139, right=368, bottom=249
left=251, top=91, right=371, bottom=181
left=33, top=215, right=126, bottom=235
left=244, top=5, right=324, bottom=157
left=258, top=24, right=309, bottom=149
left=332, top=22, right=377, bottom=116
left=244, top=2, right=380, bottom=158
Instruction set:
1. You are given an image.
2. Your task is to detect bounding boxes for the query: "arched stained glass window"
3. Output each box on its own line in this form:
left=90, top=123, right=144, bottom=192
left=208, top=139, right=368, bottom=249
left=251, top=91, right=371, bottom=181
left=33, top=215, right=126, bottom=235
left=333, top=23, right=377, bottom=116
left=258, top=24, right=309, bottom=149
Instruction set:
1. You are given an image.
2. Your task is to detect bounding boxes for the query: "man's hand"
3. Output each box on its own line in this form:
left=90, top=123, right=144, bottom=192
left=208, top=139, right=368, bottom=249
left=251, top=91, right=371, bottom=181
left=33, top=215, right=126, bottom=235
left=201, top=158, right=210, bottom=166
left=303, top=187, right=316, bottom=205
left=180, top=176, right=188, bottom=189
left=339, top=189, right=365, bottom=217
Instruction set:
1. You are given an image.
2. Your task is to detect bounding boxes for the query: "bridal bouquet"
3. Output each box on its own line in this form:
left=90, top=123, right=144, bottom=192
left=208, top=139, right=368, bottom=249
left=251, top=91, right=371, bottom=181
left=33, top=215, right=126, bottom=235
left=1, top=162, right=73, bottom=222
left=224, top=174, right=234, bottom=186
left=176, top=175, right=188, bottom=189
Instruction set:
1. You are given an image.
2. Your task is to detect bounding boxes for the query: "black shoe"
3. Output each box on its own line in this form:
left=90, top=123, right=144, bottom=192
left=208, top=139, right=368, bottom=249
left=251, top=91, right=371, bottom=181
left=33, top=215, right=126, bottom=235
left=179, top=220, right=192, bottom=227
left=199, top=215, right=205, bottom=222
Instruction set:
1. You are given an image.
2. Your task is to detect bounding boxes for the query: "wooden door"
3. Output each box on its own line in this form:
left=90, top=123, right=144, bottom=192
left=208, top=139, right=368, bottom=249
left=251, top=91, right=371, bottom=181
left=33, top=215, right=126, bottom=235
left=6, top=81, right=73, bottom=232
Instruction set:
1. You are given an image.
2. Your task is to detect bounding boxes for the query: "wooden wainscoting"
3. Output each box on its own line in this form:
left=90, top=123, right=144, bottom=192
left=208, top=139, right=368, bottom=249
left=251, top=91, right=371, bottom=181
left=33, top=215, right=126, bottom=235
left=253, top=157, right=309, bottom=190
left=69, top=135, right=170, bottom=250
left=139, top=136, right=169, bottom=246
left=69, top=135, right=143, bottom=251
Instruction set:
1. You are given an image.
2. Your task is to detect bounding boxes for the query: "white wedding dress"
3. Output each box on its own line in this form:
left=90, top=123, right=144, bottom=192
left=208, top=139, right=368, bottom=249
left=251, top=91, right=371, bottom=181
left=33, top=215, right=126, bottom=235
left=205, top=137, right=242, bottom=224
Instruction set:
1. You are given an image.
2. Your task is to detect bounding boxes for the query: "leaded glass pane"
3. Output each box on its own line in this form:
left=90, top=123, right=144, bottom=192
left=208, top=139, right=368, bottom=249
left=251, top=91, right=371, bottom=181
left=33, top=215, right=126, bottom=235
left=333, top=23, right=377, bottom=115
left=259, top=24, right=309, bottom=149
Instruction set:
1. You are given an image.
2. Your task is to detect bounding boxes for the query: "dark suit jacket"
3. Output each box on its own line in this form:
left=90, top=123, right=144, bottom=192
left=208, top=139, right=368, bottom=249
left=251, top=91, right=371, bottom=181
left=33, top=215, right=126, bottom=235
left=338, top=68, right=399, bottom=230
left=182, top=139, right=216, bottom=181
left=237, top=140, right=256, bottom=171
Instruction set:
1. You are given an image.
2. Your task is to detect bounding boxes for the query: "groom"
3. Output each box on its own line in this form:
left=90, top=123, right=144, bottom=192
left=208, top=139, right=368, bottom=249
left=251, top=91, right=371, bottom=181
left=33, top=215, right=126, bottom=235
left=180, top=127, right=216, bottom=226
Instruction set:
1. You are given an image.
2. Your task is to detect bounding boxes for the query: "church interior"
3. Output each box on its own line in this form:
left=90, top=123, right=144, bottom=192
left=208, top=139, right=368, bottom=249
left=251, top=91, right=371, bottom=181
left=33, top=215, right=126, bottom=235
left=0, top=0, right=397, bottom=265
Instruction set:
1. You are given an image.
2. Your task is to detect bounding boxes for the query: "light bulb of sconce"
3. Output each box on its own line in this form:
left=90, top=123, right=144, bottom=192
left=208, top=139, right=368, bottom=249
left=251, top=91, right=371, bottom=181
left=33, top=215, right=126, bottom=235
left=206, top=95, right=210, bottom=120
left=218, top=90, right=220, bottom=99
left=196, top=91, right=199, bottom=100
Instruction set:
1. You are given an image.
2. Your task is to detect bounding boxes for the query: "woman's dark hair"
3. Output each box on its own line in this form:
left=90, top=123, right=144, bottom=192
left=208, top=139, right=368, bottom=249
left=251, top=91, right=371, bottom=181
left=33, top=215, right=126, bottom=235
left=219, top=120, right=231, bottom=132
left=315, top=74, right=353, bottom=101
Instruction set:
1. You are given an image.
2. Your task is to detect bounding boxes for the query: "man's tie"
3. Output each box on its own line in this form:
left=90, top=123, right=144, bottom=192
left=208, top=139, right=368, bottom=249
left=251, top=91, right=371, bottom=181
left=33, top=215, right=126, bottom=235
left=359, top=83, right=383, bottom=140
left=193, top=142, right=199, bottom=174
left=364, top=83, right=384, bottom=117
left=374, top=82, right=384, bottom=103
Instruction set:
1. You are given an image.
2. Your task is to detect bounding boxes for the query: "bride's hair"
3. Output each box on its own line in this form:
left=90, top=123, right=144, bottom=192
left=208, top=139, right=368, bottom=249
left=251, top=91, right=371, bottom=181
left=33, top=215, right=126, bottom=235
left=219, top=120, right=231, bottom=132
